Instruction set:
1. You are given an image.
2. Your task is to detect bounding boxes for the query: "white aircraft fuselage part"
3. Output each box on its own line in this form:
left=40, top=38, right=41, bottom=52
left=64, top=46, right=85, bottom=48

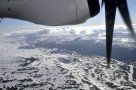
left=0, top=0, right=91, bottom=26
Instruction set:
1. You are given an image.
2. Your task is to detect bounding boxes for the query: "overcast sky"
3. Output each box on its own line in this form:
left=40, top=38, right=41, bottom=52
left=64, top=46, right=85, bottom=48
left=0, top=0, right=136, bottom=32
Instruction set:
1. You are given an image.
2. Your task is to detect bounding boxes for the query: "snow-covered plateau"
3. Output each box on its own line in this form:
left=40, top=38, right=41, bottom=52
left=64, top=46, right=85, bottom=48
left=0, top=26, right=136, bottom=90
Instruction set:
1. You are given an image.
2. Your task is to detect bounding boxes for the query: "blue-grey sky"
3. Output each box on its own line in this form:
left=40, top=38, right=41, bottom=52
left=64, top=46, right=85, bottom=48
left=0, top=0, right=136, bottom=32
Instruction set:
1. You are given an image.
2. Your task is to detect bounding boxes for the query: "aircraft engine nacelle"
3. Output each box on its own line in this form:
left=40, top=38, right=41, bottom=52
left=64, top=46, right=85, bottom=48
left=0, top=0, right=100, bottom=26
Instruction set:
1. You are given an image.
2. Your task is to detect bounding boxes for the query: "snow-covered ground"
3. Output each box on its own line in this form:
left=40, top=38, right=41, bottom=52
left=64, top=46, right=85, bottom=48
left=0, top=26, right=136, bottom=90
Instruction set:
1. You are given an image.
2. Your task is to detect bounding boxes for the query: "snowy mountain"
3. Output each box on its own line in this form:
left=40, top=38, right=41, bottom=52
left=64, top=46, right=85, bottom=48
left=0, top=26, right=136, bottom=90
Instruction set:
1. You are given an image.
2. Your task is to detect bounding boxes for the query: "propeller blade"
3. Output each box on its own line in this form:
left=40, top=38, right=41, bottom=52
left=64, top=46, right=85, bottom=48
left=118, top=0, right=136, bottom=38
left=0, top=18, right=3, bottom=23
left=101, top=0, right=105, bottom=7
left=105, top=0, right=117, bottom=67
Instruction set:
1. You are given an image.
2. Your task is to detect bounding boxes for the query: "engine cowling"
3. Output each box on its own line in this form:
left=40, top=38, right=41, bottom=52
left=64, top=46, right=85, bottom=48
left=0, top=0, right=100, bottom=26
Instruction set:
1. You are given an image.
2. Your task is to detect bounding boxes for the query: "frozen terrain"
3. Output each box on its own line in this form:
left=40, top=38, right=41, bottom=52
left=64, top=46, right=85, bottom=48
left=0, top=25, right=136, bottom=90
